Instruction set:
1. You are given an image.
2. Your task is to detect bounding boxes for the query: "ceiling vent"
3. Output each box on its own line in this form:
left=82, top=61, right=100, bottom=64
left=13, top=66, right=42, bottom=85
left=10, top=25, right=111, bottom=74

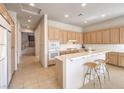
left=20, top=4, right=41, bottom=15
left=78, top=13, right=84, bottom=16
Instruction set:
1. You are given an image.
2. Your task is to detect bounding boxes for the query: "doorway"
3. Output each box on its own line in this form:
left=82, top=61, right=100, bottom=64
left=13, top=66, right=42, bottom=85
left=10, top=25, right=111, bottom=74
left=21, top=32, right=35, bottom=56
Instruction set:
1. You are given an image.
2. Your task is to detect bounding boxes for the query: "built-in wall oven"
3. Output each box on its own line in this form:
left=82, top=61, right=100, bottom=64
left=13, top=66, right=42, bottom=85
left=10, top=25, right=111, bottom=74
left=48, top=41, right=60, bottom=65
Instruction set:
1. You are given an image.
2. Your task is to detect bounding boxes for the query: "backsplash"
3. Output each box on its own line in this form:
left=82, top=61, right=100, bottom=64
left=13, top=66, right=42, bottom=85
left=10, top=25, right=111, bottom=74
left=60, top=43, right=82, bottom=50
left=85, top=44, right=124, bottom=52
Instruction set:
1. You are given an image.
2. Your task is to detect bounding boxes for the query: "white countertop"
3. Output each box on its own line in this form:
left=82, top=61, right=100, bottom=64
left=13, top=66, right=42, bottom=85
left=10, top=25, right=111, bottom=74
left=56, top=50, right=110, bottom=62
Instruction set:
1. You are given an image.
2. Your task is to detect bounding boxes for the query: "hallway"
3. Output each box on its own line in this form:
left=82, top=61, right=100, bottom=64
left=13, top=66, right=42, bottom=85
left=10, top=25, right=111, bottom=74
left=9, top=56, right=60, bottom=89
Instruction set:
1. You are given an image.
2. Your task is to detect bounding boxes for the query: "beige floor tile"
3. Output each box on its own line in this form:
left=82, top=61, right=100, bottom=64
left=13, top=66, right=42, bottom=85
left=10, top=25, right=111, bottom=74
left=9, top=55, right=124, bottom=89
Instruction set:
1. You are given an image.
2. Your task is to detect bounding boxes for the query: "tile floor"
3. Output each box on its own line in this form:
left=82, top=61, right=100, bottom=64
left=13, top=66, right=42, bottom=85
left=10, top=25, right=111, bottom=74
left=9, top=55, right=124, bottom=89
left=9, top=55, right=60, bottom=89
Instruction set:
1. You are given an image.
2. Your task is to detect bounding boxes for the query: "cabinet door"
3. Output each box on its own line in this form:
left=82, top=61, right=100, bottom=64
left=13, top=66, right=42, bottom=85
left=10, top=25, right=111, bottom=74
left=59, top=30, right=64, bottom=44
left=67, top=31, right=72, bottom=41
left=48, top=27, right=55, bottom=40
left=120, top=27, right=124, bottom=43
left=63, top=31, right=68, bottom=43
left=110, top=28, right=120, bottom=44
left=118, top=53, right=124, bottom=67
left=96, top=31, right=102, bottom=44
left=90, top=31, right=96, bottom=44
left=102, top=29, right=110, bottom=44
left=54, top=28, right=60, bottom=40
left=107, top=52, right=118, bottom=65
left=83, top=32, right=87, bottom=44
left=87, top=32, right=91, bottom=44
left=71, top=32, right=76, bottom=40
left=76, top=32, right=83, bottom=44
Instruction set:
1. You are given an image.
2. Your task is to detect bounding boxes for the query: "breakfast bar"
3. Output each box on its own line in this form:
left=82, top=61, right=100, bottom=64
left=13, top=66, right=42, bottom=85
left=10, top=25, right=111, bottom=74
left=55, top=50, right=109, bottom=89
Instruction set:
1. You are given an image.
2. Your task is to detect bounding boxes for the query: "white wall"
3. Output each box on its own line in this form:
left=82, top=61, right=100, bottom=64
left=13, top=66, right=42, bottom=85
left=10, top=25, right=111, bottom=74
left=17, top=17, right=22, bottom=65
left=9, top=11, right=18, bottom=70
left=84, top=15, right=124, bottom=32
left=35, top=14, right=48, bottom=68
left=48, top=20, right=83, bottom=32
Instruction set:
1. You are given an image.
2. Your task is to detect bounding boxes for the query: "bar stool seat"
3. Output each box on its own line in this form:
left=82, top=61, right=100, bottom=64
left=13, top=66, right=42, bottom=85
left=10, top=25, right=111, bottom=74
left=83, top=62, right=102, bottom=88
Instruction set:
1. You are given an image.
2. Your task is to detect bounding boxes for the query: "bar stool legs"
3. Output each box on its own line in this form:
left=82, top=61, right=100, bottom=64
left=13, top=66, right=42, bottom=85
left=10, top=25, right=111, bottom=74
left=83, top=63, right=102, bottom=88
left=94, top=68, right=102, bottom=88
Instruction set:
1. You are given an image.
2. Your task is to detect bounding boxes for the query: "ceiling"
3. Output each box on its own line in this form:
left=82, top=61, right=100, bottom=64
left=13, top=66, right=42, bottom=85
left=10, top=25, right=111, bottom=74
left=4, top=3, right=124, bottom=30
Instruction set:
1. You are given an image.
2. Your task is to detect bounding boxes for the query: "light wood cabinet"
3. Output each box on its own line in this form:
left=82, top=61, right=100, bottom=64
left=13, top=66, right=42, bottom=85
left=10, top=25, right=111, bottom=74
left=102, top=29, right=110, bottom=44
left=71, top=32, right=76, bottom=40
left=59, top=30, right=64, bottom=43
left=118, top=53, right=124, bottom=67
left=83, top=32, right=91, bottom=44
left=110, top=28, right=120, bottom=44
left=90, top=31, right=96, bottom=44
left=48, top=27, right=60, bottom=40
left=120, top=27, right=124, bottom=43
left=87, top=32, right=91, bottom=43
left=96, top=31, right=102, bottom=44
left=107, top=52, right=118, bottom=65
left=54, top=28, right=60, bottom=40
left=48, top=27, right=55, bottom=40
left=76, top=32, right=83, bottom=44
left=107, top=52, right=124, bottom=67
left=67, top=31, right=72, bottom=41
left=63, top=31, right=68, bottom=43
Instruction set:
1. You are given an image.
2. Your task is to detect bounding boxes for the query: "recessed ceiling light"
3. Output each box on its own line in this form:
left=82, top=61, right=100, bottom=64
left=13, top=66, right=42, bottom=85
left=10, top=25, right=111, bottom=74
left=28, top=19, right=31, bottom=22
left=64, top=14, right=69, bottom=18
left=101, top=14, right=106, bottom=18
left=29, top=3, right=35, bottom=7
left=84, top=21, right=87, bottom=24
left=81, top=3, right=87, bottom=7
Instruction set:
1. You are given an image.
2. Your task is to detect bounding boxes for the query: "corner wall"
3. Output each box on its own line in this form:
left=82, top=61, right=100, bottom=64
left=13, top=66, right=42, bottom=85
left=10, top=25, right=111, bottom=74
left=35, top=14, right=48, bottom=68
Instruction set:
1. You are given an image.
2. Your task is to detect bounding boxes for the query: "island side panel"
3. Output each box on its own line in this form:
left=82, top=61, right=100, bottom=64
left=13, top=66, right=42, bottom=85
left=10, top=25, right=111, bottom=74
left=65, top=52, right=106, bottom=89
left=55, top=59, right=63, bottom=88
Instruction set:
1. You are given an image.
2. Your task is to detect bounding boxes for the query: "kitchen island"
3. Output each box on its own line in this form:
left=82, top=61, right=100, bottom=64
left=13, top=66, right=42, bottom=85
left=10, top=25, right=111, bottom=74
left=55, top=50, right=109, bottom=89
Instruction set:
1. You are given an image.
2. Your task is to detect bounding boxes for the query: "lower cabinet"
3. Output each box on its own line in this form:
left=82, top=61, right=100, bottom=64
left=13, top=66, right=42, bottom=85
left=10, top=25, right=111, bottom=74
left=118, top=53, right=124, bottom=67
left=107, top=52, right=124, bottom=67
left=107, top=52, right=118, bottom=65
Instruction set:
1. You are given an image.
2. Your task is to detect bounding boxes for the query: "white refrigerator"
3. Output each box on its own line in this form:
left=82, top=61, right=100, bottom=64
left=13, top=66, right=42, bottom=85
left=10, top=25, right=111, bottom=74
left=0, top=25, right=11, bottom=88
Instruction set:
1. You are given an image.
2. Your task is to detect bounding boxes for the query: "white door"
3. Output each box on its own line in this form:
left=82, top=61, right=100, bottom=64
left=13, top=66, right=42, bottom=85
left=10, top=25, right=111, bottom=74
left=7, top=31, right=12, bottom=85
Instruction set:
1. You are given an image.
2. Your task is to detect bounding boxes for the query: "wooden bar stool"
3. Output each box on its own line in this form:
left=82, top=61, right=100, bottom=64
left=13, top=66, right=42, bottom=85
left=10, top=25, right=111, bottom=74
left=94, top=59, right=110, bottom=81
left=83, top=62, right=102, bottom=88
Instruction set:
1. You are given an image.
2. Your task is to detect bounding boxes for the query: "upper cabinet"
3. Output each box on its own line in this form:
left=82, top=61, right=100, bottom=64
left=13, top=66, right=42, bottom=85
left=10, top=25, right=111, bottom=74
left=110, top=28, right=120, bottom=44
left=96, top=31, right=102, bottom=44
left=63, top=31, right=68, bottom=43
left=102, top=29, right=110, bottom=44
left=83, top=32, right=91, bottom=44
left=120, top=27, right=124, bottom=43
left=83, top=27, right=123, bottom=44
left=90, top=31, right=96, bottom=44
left=76, top=32, right=83, bottom=44
left=48, top=27, right=55, bottom=40
left=71, top=32, right=76, bottom=40
left=67, top=31, right=72, bottom=41
left=48, top=27, right=83, bottom=44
